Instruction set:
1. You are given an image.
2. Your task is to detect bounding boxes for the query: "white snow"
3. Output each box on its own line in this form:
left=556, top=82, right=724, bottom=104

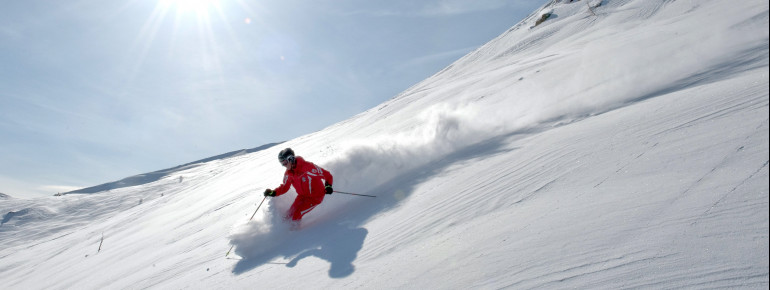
left=1, top=0, right=768, bottom=288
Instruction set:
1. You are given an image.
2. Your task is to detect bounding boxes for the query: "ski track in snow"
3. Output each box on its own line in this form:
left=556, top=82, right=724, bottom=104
left=1, top=0, right=768, bottom=288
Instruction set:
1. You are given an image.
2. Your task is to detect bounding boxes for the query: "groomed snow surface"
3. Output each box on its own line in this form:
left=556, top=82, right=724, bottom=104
left=1, top=0, right=768, bottom=288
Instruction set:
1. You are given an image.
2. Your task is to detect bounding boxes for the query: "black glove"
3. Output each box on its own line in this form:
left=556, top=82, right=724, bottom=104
left=325, top=182, right=333, bottom=195
left=264, top=189, right=276, bottom=197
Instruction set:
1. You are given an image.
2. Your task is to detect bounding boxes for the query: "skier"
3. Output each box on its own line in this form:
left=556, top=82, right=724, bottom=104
left=264, top=148, right=334, bottom=229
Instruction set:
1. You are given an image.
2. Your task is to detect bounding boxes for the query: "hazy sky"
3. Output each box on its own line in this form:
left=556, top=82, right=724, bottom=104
left=0, top=0, right=545, bottom=198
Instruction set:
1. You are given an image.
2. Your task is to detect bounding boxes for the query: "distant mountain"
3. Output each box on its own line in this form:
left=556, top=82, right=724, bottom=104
left=65, top=142, right=281, bottom=194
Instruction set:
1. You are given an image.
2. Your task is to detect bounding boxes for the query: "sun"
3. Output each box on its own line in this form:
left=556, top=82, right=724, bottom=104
left=130, top=0, right=252, bottom=76
left=158, top=0, right=219, bottom=14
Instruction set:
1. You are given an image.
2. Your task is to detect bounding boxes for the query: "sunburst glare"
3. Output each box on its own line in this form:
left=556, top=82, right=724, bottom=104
left=158, top=0, right=220, bottom=14
left=128, top=0, right=246, bottom=80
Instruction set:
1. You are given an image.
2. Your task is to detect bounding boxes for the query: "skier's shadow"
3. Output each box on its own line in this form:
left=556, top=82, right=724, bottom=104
left=286, top=225, right=368, bottom=278
left=232, top=222, right=367, bottom=278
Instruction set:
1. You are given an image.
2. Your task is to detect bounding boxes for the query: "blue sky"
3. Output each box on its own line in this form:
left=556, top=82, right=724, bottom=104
left=0, top=0, right=545, bottom=197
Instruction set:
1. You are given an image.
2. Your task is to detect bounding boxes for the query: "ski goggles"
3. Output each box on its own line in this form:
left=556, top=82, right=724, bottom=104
left=280, top=156, right=295, bottom=167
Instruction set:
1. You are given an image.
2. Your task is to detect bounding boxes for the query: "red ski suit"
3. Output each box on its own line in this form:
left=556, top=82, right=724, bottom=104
left=272, top=156, right=334, bottom=221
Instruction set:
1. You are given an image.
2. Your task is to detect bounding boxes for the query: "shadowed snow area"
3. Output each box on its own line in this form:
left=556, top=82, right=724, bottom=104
left=1, top=0, right=768, bottom=288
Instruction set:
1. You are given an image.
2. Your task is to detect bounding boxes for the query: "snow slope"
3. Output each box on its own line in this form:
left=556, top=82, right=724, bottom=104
left=1, top=0, right=768, bottom=288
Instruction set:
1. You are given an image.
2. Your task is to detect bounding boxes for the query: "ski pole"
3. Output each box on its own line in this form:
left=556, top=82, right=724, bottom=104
left=334, top=190, right=376, bottom=198
left=226, top=195, right=268, bottom=257
left=248, top=195, right=268, bottom=221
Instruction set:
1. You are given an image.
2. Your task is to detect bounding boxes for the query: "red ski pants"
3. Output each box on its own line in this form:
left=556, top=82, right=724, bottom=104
left=285, top=196, right=323, bottom=221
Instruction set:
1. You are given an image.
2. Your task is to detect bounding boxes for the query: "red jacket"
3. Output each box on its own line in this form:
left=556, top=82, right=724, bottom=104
left=273, top=156, right=334, bottom=202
